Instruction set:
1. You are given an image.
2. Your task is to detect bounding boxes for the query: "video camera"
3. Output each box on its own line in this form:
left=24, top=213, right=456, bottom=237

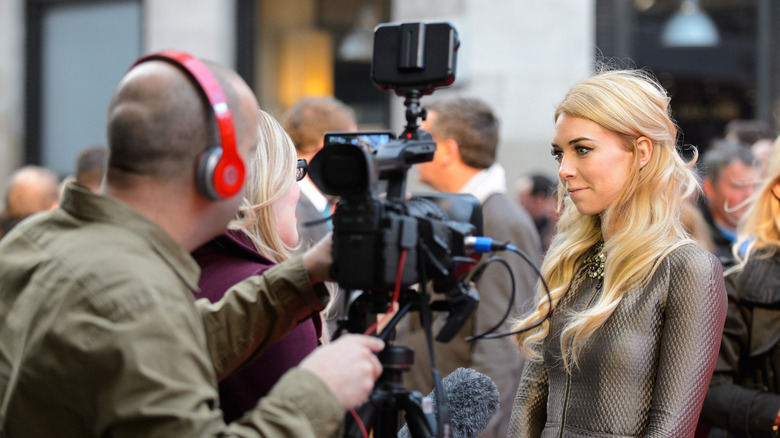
left=308, top=22, right=481, bottom=319
left=307, top=21, right=482, bottom=438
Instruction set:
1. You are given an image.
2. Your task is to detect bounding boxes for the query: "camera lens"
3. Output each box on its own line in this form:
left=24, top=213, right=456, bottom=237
left=322, top=155, right=366, bottom=188
left=308, top=144, right=372, bottom=198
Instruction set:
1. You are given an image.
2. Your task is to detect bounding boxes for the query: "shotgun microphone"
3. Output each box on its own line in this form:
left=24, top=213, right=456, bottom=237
left=398, top=367, right=499, bottom=438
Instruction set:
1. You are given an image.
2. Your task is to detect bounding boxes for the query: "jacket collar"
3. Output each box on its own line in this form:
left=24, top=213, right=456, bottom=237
left=459, top=163, right=507, bottom=204
left=59, top=183, right=200, bottom=291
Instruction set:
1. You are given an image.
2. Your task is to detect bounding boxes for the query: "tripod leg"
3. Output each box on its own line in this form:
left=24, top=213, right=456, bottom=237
left=398, top=391, right=437, bottom=438
left=344, top=401, right=376, bottom=438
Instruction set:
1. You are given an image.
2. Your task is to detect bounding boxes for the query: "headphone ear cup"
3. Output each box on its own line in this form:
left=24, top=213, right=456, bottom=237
left=197, top=146, right=223, bottom=200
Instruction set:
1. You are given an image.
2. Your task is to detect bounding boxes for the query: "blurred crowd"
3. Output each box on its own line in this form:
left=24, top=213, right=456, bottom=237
left=0, top=145, right=107, bottom=239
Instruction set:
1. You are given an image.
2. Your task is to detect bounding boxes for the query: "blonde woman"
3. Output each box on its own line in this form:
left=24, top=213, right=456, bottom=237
left=508, top=68, right=727, bottom=437
left=191, top=109, right=321, bottom=422
left=701, top=137, right=780, bottom=437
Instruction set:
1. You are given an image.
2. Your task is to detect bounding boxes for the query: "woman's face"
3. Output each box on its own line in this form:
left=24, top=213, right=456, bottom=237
left=273, top=180, right=301, bottom=247
left=551, top=114, right=636, bottom=217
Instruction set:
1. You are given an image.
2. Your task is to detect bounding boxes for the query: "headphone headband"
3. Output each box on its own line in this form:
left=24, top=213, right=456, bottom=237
left=130, top=50, right=246, bottom=199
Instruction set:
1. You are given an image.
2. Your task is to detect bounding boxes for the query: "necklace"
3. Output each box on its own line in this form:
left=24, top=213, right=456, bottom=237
left=583, top=240, right=606, bottom=280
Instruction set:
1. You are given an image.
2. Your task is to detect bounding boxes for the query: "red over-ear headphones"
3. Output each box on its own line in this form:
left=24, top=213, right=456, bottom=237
left=130, top=50, right=246, bottom=200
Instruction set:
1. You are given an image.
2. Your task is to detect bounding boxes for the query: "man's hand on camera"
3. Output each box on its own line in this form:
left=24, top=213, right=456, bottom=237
left=302, top=233, right=332, bottom=284
left=299, top=334, right=385, bottom=410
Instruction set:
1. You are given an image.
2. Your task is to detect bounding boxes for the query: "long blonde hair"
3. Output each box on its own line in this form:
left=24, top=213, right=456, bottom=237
left=730, top=136, right=780, bottom=270
left=228, top=109, right=298, bottom=263
left=512, top=68, right=700, bottom=369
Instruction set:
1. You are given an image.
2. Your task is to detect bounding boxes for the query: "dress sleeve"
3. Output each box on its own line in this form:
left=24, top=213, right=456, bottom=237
left=644, top=247, right=727, bottom=437
left=196, top=254, right=330, bottom=380
left=701, top=269, right=780, bottom=437
left=508, top=357, right=548, bottom=438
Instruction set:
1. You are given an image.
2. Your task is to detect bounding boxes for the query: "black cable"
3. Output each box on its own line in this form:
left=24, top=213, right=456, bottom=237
left=301, top=213, right=334, bottom=228
left=463, top=256, right=515, bottom=341
left=465, top=245, right=553, bottom=341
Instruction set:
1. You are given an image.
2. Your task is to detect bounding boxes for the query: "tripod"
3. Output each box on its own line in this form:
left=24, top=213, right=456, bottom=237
left=340, top=290, right=449, bottom=438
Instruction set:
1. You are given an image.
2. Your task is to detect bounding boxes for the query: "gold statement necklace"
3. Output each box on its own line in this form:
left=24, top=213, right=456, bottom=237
left=583, top=239, right=606, bottom=281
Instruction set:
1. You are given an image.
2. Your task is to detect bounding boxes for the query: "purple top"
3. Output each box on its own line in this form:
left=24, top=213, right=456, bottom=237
left=192, top=229, right=322, bottom=422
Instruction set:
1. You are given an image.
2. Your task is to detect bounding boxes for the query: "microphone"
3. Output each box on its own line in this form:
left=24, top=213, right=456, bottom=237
left=398, top=367, right=499, bottom=438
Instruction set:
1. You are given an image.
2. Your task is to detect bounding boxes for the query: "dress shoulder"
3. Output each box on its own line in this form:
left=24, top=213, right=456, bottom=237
left=656, top=242, right=726, bottom=319
left=661, top=242, right=723, bottom=279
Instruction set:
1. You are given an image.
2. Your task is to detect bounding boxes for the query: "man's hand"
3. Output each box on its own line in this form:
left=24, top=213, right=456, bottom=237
left=300, top=334, right=385, bottom=410
left=302, top=233, right=332, bottom=284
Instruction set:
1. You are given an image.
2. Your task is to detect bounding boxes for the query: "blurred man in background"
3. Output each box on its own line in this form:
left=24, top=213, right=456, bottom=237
left=1, top=165, right=60, bottom=238
left=698, top=140, right=760, bottom=268
left=401, top=96, right=541, bottom=438
left=282, top=96, right=357, bottom=251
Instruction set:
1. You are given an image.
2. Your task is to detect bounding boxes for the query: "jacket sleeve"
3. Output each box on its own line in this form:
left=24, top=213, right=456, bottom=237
left=196, top=254, right=330, bottom=380
left=229, top=368, right=344, bottom=437
left=508, top=357, right=548, bottom=438
left=88, top=255, right=341, bottom=438
left=701, top=270, right=780, bottom=437
left=644, top=248, right=727, bottom=437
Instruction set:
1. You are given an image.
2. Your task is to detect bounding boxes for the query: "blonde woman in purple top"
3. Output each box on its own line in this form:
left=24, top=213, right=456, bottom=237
left=192, top=108, right=320, bottom=422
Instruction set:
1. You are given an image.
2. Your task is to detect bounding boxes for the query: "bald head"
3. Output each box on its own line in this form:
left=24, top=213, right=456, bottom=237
left=106, top=58, right=256, bottom=188
left=5, top=166, right=60, bottom=218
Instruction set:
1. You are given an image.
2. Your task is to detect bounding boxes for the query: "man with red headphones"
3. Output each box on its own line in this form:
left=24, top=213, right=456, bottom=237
left=0, top=51, right=383, bottom=437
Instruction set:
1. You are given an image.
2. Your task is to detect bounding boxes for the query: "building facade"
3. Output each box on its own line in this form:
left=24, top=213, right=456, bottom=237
left=1, top=0, right=777, bottom=201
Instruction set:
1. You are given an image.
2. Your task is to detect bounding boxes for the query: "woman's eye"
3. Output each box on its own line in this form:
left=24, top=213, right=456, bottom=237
left=575, top=146, right=592, bottom=156
left=550, top=150, right=563, bottom=162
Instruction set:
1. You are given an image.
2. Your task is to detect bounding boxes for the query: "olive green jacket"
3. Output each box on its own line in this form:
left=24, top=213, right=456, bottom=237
left=0, top=184, right=341, bottom=437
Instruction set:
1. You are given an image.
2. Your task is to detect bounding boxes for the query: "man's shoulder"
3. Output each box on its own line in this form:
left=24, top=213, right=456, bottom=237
left=482, top=192, right=524, bottom=214
left=480, top=193, right=541, bottom=259
left=4, top=215, right=186, bottom=306
left=481, top=193, right=537, bottom=231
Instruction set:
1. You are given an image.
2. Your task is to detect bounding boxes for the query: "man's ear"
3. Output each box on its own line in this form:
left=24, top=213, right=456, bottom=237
left=437, top=138, right=459, bottom=166
left=702, top=178, right=714, bottom=200
left=636, top=136, right=653, bottom=169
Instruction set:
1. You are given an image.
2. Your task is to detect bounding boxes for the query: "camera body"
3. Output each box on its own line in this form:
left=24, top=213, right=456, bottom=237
left=308, top=21, right=480, bottom=302
left=309, top=134, right=482, bottom=293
